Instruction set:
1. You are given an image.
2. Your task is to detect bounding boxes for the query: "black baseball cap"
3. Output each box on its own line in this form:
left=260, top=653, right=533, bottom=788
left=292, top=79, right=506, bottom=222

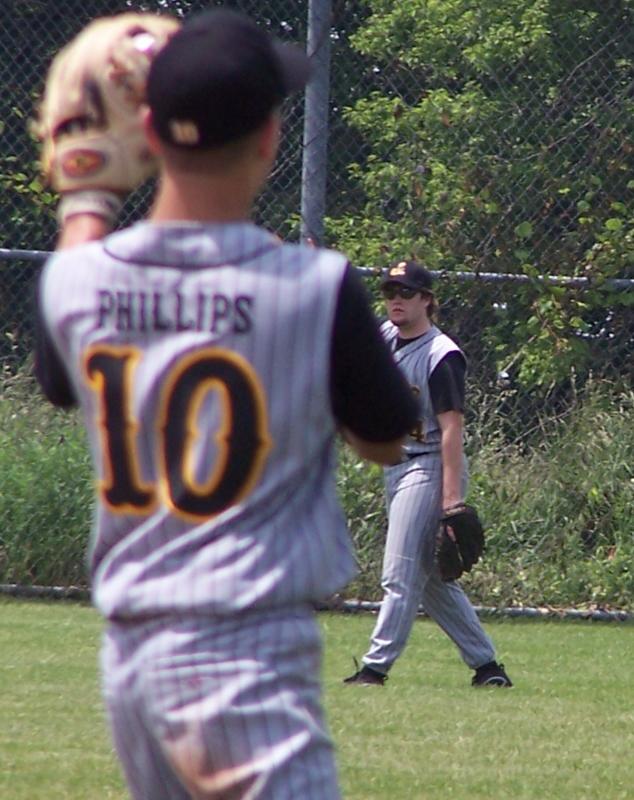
left=381, top=260, right=434, bottom=292
left=147, top=8, right=311, bottom=149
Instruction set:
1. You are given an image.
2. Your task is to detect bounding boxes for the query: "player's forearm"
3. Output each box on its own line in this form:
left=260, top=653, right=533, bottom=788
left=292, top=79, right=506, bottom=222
left=438, top=411, right=465, bottom=509
left=340, top=427, right=406, bottom=466
left=56, top=214, right=112, bottom=250
left=54, top=190, right=126, bottom=249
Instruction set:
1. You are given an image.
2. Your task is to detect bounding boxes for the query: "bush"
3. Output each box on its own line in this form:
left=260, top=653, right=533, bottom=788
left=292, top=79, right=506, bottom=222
left=465, top=382, right=634, bottom=609
left=0, top=371, right=93, bottom=587
left=1, top=371, right=632, bottom=610
left=336, top=382, right=634, bottom=610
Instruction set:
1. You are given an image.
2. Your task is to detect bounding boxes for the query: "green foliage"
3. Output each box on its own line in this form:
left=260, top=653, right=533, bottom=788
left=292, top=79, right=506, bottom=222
left=0, top=373, right=93, bottom=587
left=327, top=0, right=634, bottom=388
left=337, top=383, right=634, bottom=610
left=1, top=375, right=632, bottom=609
left=335, top=445, right=386, bottom=599
left=465, top=384, right=634, bottom=608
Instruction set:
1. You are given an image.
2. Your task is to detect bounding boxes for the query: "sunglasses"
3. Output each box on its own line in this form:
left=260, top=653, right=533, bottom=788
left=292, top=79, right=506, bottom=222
left=381, top=285, right=420, bottom=300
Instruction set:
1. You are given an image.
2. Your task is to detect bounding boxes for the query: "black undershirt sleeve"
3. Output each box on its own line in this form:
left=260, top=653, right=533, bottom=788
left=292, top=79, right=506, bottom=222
left=429, top=351, right=466, bottom=415
left=330, top=265, right=418, bottom=441
left=32, top=281, right=77, bottom=408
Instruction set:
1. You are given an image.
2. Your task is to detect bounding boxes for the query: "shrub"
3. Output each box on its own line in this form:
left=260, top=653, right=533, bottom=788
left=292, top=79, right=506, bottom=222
left=1, top=371, right=632, bottom=610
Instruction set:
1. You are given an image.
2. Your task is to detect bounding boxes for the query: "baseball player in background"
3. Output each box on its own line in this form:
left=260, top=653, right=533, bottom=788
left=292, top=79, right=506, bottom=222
left=344, top=260, right=513, bottom=688
left=33, top=9, right=420, bottom=799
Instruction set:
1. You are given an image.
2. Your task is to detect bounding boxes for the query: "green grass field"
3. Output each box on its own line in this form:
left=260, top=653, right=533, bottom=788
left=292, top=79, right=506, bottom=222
left=1, top=598, right=633, bottom=799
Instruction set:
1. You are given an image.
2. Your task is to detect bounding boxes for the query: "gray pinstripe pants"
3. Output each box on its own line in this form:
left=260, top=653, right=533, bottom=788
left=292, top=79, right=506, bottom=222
left=363, top=453, right=495, bottom=674
left=101, top=606, right=340, bottom=799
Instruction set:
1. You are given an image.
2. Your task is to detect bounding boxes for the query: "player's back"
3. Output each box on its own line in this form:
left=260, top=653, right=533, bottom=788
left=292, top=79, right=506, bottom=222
left=38, top=221, right=357, bottom=619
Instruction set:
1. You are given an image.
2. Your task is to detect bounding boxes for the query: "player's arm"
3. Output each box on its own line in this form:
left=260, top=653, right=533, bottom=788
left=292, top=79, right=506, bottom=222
left=430, top=352, right=467, bottom=510
left=56, top=213, right=112, bottom=250
left=330, top=266, right=418, bottom=465
left=338, top=427, right=405, bottom=466
left=32, top=280, right=77, bottom=408
left=437, top=410, right=465, bottom=510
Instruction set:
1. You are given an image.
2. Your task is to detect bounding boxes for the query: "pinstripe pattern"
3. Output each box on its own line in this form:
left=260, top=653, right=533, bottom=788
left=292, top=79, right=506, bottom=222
left=102, top=607, right=339, bottom=799
left=362, top=325, right=496, bottom=674
left=380, top=322, right=458, bottom=455
left=39, top=221, right=353, bottom=798
left=39, top=222, right=356, bottom=619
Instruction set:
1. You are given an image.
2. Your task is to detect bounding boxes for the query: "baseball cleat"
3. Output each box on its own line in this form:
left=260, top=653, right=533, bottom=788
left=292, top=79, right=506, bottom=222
left=343, top=660, right=387, bottom=686
left=471, top=661, right=513, bottom=687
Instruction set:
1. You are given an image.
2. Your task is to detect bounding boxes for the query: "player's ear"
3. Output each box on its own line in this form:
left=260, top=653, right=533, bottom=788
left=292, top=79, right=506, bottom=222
left=142, top=107, right=163, bottom=156
left=256, top=111, right=281, bottom=163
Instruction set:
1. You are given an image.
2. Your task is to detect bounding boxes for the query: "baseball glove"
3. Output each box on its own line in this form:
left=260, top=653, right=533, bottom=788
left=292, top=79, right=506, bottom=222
left=435, top=504, right=485, bottom=582
left=34, top=12, right=180, bottom=222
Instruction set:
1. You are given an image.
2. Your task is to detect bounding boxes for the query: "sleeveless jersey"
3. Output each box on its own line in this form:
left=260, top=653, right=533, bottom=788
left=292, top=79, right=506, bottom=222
left=38, top=221, right=357, bottom=620
left=380, top=321, right=464, bottom=456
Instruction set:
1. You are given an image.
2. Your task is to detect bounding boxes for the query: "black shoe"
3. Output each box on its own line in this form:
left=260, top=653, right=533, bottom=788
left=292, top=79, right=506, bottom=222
left=472, top=661, right=513, bottom=687
left=343, top=659, right=387, bottom=686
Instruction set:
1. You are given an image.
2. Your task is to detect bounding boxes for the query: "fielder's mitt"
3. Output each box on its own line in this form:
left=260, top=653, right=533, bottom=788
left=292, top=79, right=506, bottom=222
left=435, top=504, right=485, bottom=581
left=34, top=12, right=180, bottom=220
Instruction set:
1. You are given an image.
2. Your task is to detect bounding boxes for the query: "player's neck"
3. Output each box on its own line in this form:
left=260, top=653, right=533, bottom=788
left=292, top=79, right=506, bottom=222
left=149, top=168, right=262, bottom=224
left=150, top=195, right=250, bottom=224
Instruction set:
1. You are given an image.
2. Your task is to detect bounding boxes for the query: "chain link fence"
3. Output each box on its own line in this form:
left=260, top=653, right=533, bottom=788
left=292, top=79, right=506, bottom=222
left=0, top=1, right=632, bottom=605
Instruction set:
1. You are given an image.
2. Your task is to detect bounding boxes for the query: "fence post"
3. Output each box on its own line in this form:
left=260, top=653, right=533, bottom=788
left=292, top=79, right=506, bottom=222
left=300, top=0, right=331, bottom=245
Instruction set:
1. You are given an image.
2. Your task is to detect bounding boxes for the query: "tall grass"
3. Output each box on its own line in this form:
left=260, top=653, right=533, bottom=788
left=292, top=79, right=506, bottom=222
left=338, top=382, right=634, bottom=610
left=0, top=371, right=93, bottom=586
left=466, top=384, right=634, bottom=608
left=1, top=371, right=632, bottom=609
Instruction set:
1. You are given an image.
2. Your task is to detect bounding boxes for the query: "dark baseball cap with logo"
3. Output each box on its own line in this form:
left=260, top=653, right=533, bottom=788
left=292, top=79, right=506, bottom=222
left=381, top=260, right=434, bottom=292
left=147, top=8, right=311, bottom=149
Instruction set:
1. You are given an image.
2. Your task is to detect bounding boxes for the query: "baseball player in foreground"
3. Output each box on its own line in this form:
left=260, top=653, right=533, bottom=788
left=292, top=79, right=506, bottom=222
left=33, top=9, right=419, bottom=799
left=344, top=261, right=513, bottom=688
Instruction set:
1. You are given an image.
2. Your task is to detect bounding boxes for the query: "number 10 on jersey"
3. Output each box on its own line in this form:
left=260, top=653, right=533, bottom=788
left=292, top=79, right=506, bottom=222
left=84, top=344, right=273, bottom=521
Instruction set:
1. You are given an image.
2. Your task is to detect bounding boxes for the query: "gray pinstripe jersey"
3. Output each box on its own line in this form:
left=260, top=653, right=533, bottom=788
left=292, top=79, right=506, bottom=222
left=380, top=321, right=464, bottom=455
left=39, top=221, right=357, bottom=620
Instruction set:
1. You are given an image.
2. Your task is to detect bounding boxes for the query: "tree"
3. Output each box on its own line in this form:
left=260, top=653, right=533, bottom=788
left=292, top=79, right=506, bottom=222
left=326, top=0, right=634, bottom=387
